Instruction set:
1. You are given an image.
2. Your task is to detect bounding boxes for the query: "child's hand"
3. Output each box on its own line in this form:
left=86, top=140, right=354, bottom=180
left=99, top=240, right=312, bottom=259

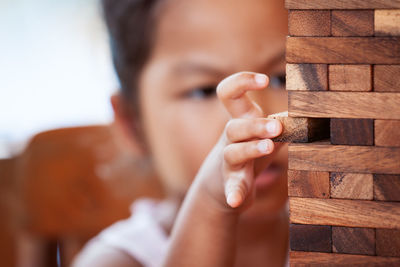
left=196, top=72, right=282, bottom=211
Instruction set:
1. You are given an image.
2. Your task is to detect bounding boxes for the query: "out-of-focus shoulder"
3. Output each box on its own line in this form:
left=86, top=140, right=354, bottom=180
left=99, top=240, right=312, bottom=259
left=71, top=241, right=143, bottom=267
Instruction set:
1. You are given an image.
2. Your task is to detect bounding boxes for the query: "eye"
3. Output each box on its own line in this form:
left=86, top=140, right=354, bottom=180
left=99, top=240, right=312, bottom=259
left=185, top=85, right=217, bottom=100
left=269, top=74, right=286, bottom=90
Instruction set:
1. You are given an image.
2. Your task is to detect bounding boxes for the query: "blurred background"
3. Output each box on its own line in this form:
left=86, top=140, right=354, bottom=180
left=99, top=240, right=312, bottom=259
left=0, top=0, right=115, bottom=158
left=0, top=1, right=163, bottom=266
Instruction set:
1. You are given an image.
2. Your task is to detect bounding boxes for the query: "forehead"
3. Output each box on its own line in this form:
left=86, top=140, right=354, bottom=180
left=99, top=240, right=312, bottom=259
left=151, top=0, right=288, bottom=73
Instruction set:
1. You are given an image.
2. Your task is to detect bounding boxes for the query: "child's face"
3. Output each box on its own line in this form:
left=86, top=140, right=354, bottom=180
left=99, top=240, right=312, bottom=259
left=137, top=0, right=288, bottom=197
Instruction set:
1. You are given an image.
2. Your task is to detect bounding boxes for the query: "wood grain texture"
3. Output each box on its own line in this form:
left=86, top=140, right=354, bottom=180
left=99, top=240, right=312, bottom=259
left=286, top=64, right=328, bottom=91
left=374, top=174, right=400, bottom=201
left=289, top=143, right=400, bottom=174
left=330, top=172, right=373, bottom=200
left=285, top=0, right=400, bottom=9
left=286, top=37, right=400, bottom=64
left=268, top=112, right=329, bottom=142
left=374, top=65, right=400, bottom=92
left=330, top=119, right=374, bottom=145
left=329, top=65, right=372, bottom=91
left=290, top=251, right=400, bottom=267
left=332, top=227, right=375, bottom=255
left=289, top=91, right=400, bottom=119
left=0, top=158, right=17, bottom=267
left=288, top=170, right=330, bottom=198
left=289, top=10, right=330, bottom=36
left=376, top=229, right=400, bottom=257
left=375, top=10, right=400, bottom=36
left=332, top=10, right=374, bottom=36
left=375, top=120, right=400, bottom=147
left=289, top=224, right=332, bottom=252
left=289, top=197, right=400, bottom=228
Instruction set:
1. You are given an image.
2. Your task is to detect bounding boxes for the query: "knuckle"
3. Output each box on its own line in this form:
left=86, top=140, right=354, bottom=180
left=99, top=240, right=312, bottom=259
left=254, top=118, right=267, bottom=136
left=225, top=119, right=237, bottom=141
left=223, top=145, right=235, bottom=164
left=216, top=81, right=225, bottom=98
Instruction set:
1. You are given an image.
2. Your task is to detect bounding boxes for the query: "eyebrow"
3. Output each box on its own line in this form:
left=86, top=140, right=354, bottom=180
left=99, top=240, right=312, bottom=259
left=172, top=49, right=286, bottom=76
left=172, top=62, right=226, bottom=77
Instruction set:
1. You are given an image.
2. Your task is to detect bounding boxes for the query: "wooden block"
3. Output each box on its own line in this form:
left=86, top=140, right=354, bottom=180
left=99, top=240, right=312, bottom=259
left=374, top=174, right=400, bottom=201
left=285, top=0, right=400, bottom=9
left=375, top=120, right=400, bottom=147
left=288, top=10, right=331, bottom=36
left=290, top=251, right=400, bottom=267
left=374, top=65, right=400, bottom=92
left=289, top=197, right=400, bottom=228
left=286, top=64, right=328, bottom=91
left=286, top=37, right=400, bottom=64
left=332, top=10, right=374, bottom=36
left=268, top=111, right=329, bottom=142
left=289, top=143, right=400, bottom=174
left=288, top=170, right=330, bottom=198
left=289, top=91, right=400, bottom=119
left=329, top=65, right=372, bottom=91
left=289, top=224, right=331, bottom=252
left=330, top=172, right=373, bottom=200
left=332, top=227, right=375, bottom=255
left=375, top=10, right=400, bottom=36
left=376, top=229, right=400, bottom=257
left=330, top=119, right=374, bottom=145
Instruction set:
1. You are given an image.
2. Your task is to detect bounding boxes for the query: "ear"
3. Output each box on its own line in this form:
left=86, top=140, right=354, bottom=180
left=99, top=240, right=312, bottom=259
left=110, top=92, right=145, bottom=155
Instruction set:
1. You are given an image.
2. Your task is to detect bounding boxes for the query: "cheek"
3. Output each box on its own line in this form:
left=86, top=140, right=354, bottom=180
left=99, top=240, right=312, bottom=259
left=249, top=89, right=288, bottom=115
left=170, top=100, right=228, bottom=177
left=143, top=98, right=228, bottom=194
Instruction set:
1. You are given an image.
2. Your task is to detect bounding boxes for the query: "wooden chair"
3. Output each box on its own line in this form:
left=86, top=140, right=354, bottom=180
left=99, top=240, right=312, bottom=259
left=13, top=124, right=163, bottom=266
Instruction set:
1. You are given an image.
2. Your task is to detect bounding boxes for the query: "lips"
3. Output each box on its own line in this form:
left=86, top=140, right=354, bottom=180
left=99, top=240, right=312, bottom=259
left=254, top=163, right=282, bottom=190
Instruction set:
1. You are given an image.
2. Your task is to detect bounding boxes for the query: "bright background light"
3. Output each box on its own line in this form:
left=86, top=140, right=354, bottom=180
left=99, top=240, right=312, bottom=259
left=0, top=0, right=117, bottom=158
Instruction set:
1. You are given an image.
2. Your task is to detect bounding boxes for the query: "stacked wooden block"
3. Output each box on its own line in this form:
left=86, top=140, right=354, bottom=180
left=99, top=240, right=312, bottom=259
left=285, top=0, right=400, bottom=265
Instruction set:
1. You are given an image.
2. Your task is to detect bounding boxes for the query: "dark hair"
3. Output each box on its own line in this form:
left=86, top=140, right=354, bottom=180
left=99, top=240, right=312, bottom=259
left=101, top=0, right=161, bottom=114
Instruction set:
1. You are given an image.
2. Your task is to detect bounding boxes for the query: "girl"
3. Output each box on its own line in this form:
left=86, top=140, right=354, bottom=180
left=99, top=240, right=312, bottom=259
left=73, top=0, right=289, bottom=266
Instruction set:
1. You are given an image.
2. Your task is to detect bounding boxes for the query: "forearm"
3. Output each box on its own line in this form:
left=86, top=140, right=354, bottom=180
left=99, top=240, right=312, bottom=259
left=163, top=178, right=239, bottom=267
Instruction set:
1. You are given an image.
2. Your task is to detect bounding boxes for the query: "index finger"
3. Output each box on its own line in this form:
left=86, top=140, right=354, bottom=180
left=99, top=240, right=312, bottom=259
left=216, top=72, right=268, bottom=118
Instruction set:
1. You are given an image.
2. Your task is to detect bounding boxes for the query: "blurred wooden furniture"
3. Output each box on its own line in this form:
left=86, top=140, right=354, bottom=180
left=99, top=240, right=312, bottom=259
left=0, top=157, right=18, bottom=267
left=1, top=124, right=163, bottom=267
left=286, top=1, right=400, bottom=266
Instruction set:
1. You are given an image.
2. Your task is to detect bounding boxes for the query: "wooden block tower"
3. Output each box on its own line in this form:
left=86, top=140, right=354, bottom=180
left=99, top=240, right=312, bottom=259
left=285, top=0, right=400, bottom=265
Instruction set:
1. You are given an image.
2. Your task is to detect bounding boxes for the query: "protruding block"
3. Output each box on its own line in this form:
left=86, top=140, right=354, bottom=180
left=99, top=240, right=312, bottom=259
left=329, top=65, right=372, bottom=91
left=289, top=224, right=331, bottom=252
left=286, top=37, right=400, bottom=64
left=289, top=144, right=400, bottom=174
left=375, top=120, right=400, bottom=147
left=289, top=91, right=400, bottom=119
left=288, top=170, right=330, bottom=198
left=332, top=10, right=374, bottom=36
left=330, top=119, right=374, bottom=145
left=376, top=229, right=400, bottom=257
left=288, top=10, right=331, bottom=36
left=286, top=64, right=328, bottom=91
left=289, top=197, right=400, bottom=228
left=330, top=172, right=373, bottom=200
left=268, top=111, right=329, bottom=143
left=332, top=227, right=375, bottom=255
left=374, top=174, right=400, bottom=201
left=375, top=10, right=400, bottom=36
left=374, top=65, right=400, bottom=92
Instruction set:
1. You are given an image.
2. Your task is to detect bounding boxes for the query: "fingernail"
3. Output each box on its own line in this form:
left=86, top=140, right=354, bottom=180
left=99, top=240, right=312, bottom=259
left=257, top=139, right=272, bottom=153
left=266, top=120, right=278, bottom=134
left=227, top=191, right=242, bottom=208
left=254, top=74, right=267, bottom=86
